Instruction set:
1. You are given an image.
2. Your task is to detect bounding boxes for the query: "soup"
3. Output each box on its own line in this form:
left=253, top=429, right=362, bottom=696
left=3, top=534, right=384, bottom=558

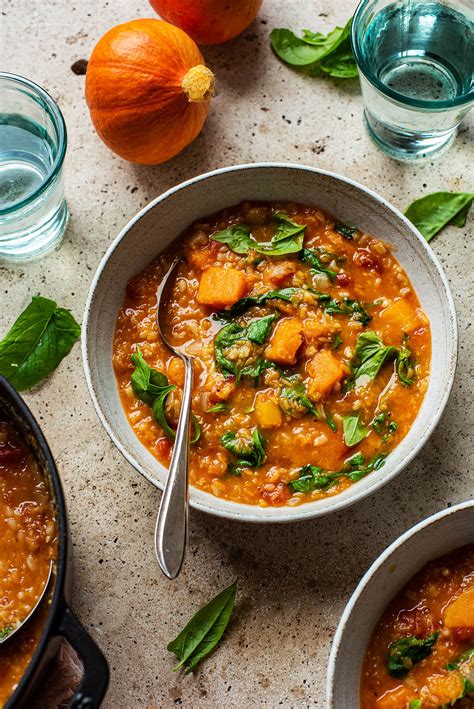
left=0, top=420, right=57, bottom=704
left=113, top=201, right=431, bottom=507
left=360, top=544, right=474, bottom=707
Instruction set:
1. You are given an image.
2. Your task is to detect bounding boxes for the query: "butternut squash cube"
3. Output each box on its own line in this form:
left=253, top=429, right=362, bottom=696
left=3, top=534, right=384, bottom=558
left=197, top=266, right=248, bottom=309
left=306, top=350, right=345, bottom=401
left=426, top=671, right=465, bottom=705
left=303, top=318, right=329, bottom=343
left=265, top=317, right=303, bottom=365
left=444, top=587, right=474, bottom=628
left=378, top=299, right=420, bottom=335
left=375, top=686, right=414, bottom=708
left=254, top=396, right=283, bottom=429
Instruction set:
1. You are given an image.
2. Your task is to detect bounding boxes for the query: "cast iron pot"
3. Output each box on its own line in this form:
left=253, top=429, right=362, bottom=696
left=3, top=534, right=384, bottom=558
left=0, top=376, right=109, bottom=708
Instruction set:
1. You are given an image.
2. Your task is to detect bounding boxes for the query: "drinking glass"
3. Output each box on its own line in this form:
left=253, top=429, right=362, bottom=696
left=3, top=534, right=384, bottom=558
left=351, top=0, right=474, bottom=161
left=0, top=73, right=68, bottom=261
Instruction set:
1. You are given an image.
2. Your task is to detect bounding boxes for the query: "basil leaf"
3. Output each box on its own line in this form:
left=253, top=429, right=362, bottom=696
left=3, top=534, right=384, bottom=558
left=397, top=336, right=416, bottom=386
left=320, top=38, right=358, bottom=78
left=214, top=323, right=245, bottom=377
left=334, top=222, right=357, bottom=240
left=387, top=633, right=439, bottom=678
left=281, top=381, right=320, bottom=419
left=408, top=701, right=422, bottom=709
left=167, top=581, right=237, bottom=673
left=289, top=464, right=340, bottom=493
left=300, top=247, right=337, bottom=281
left=247, top=315, right=277, bottom=345
left=342, top=452, right=386, bottom=481
left=404, top=192, right=473, bottom=242
left=222, top=428, right=266, bottom=475
left=131, top=347, right=169, bottom=405
left=348, top=331, right=398, bottom=387
left=332, top=333, right=343, bottom=350
left=325, top=410, right=338, bottom=432
left=240, top=358, right=274, bottom=380
left=0, top=296, right=81, bottom=391
left=313, top=292, right=372, bottom=325
left=218, top=287, right=300, bottom=319
left=270, top=20, right=350, bottom=69
left=342, top=413, right=369, bottom=447
left=212, top=224, right=252, bottom=254
left=207, top=403, right=228, bottom=413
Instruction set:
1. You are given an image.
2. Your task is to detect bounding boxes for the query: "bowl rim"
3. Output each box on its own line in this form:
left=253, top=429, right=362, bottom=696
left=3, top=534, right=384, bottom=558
left=82, top=161, right=458, bottom=523
left=326, top=499, right=474, bottom=707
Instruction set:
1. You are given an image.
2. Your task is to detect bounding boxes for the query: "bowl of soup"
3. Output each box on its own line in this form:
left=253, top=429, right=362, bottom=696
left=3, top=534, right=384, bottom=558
left=0, top=376, right=109, bottom=707
left=82, top=163, right=457, bottom=522
left=327, top=501, right=474, bottom=708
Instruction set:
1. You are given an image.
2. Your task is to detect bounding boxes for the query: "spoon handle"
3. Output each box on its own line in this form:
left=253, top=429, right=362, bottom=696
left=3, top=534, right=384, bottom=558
left=155, top=355, right=193, bottom=579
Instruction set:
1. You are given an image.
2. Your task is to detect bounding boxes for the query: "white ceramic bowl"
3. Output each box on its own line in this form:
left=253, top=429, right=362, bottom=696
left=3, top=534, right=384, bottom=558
left=82, top=163, right=457, bottom=523
left=327, top=500, right=474, bottom=708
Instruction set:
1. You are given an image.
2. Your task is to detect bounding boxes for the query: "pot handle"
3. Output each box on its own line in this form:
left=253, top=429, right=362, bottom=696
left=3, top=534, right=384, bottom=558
left=58, top=604, right=109, bottom=708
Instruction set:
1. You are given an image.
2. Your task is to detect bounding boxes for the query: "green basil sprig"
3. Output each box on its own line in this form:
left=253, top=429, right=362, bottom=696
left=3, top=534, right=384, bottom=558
left=342, top=413, right=369, bottom=447
left=131, top=348, right=200, bottom=443
left=0, top=296, right=81, bottom=391
left=212, top=213, right=306, bottom=257
left=270, top=18, right=357, bottom=78
left=221, top=428, right=267, bottom=476
left=405, top=192, right=473, bottom=242
left=387, top=633, right=439, bottom=678
left=167, top=582, right=237, bottom=674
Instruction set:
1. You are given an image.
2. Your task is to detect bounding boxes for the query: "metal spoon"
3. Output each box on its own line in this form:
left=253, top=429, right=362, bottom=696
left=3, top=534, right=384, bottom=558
left=0, top=559, right=54, bottom=645
left=155, top=258, right=194, bottom=580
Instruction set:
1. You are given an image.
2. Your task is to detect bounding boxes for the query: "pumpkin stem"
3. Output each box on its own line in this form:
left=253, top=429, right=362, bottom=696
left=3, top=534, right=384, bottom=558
left=182, top=65, right=215, bottom=103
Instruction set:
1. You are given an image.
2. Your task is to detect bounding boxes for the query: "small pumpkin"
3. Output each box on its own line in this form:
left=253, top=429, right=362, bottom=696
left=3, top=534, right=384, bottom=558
left=85, top=19, right=215, bottom=165
left=149, top=0, right=264, bottom=45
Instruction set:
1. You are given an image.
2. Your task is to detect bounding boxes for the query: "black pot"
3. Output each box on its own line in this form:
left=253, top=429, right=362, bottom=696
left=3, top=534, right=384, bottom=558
left=0, top=377, right=109, bottom=708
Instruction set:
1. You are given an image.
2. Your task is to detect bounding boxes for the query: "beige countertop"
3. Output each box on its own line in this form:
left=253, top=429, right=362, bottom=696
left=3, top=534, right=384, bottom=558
left=2, top=0, right=473, bottom=706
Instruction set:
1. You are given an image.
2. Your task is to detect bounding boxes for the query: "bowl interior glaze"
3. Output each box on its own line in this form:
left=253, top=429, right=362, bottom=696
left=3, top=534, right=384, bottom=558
left=327, top=501, right=474, bottom=708
left=82, top=163, right=457, bottom=523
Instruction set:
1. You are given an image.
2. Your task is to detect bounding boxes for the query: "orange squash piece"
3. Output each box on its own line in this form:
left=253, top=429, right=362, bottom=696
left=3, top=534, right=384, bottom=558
left=378, top=299, right=420, bottom=336
left=303, top=318, right=333, bottom=343
left=376, top=686, right=415, bottom=708
left=197, top=266, right=248, bottom=309
left=444, top=587, right=474, bottom=628
left=265, top=318, right=303, bottom=365
left=254, top=395, right=283, bottom=429
left=306, top=350, right=346, bottom=401
left=426, top=671, right=465, bottom=704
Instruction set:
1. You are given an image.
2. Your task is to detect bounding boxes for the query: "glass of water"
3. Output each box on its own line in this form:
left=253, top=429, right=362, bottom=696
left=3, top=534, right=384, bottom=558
left=351, top=0, right=474, bottom=161
left=0, top=73, right=68, bottom=261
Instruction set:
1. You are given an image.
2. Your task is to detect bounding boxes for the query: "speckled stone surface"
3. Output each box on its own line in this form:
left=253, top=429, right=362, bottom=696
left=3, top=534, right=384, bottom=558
left=2, top=1, right=473, bottom=706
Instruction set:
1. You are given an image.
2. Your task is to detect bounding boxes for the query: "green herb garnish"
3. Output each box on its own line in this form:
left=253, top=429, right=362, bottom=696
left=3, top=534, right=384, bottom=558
left=347, top=332, right=398, bottom=388
left=212, top=213, right=306, bottom=257
left=167, top=581, right=237, bottom=674
left=331, top=333, right=343, bottom=350
left=217, top=287, right=300, bottom=319
left=334, top=222, right=357, bottom=240
left=221, top=428, right=267, bottom=476
left=314, top=292, right=372, bottom=325
left=0, top=296, right=81, bottom=391
left=214, top=317, right=277, bottom=380
left=342, top=413, right=369, bottom=447
left=387, top=633, right=439, bottom=678
left=288, top=452, right=386, bottom=493
left=0, top=626, right=13, bottom=640
left=397, top=336, right=415, bottom=387
left=371, top=412, right=398, bottom=441
left=404, top=192, right=473, bottom=242
left=300, top=247, right=337, bottom=281
left=270, top=18, right=357, bottom=78
left=207, top=403, right=228, bottom=413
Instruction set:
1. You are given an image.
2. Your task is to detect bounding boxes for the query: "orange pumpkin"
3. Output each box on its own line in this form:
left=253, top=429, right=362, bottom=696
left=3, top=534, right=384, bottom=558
left=149, top=0, right=263, bottom=45
left=85, top=19, right=215, bottom=165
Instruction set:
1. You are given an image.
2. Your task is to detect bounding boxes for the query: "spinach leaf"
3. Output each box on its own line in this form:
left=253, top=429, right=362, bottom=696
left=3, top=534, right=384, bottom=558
left=314, top=293, right=372, bottom=325
left=348, top=331, right=398, bottom=387
left=167, top=581, right=237, bottom=673
left=281, top=380, right=319, bottom=419
left=372, top=412, right=398, bottom=441
left=446, top=647, right=474, bottom=671
left=397, top=336, right=415, bottom=387
left=342, top=413, right=369, bottom=447
left=387, top=632, right=439, bottom=678
left=212, top=224, right=253, bottom=254
left=240, top=358, right=274, bottom=380
left=343, top=452, right=386, bottom=481
left=334, top=222, right=357, bottom=240
left=408, top=701, right=422, bottom=709
left=270, top=18, right=354, bottom=76
left=207, top=403, right=228, bottom=413
left=0, top=626, right=12, bottom=640
left=212, top=214, right=306, bottom=257
left=222, top=428, right=267, bottom=475
left=289, top=465, right=340, bottom=493
left=404, top=192, right=473, bottom=242
left=247, top=315, right=277, bottom=345
left=152, top=385, right=178, bottom=441
left=0, top=296, right=81, bottom=391
left=131, top=347, right=169, bottom=405
left=320, top=39, right=358, bottom=78
left=325, top=410, right=338, bottom=432
left=217, top=287, right=300, bottom=319
left=331, top=333, right=343, bottom=350
left=300, top=247, right=337, bottom=281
